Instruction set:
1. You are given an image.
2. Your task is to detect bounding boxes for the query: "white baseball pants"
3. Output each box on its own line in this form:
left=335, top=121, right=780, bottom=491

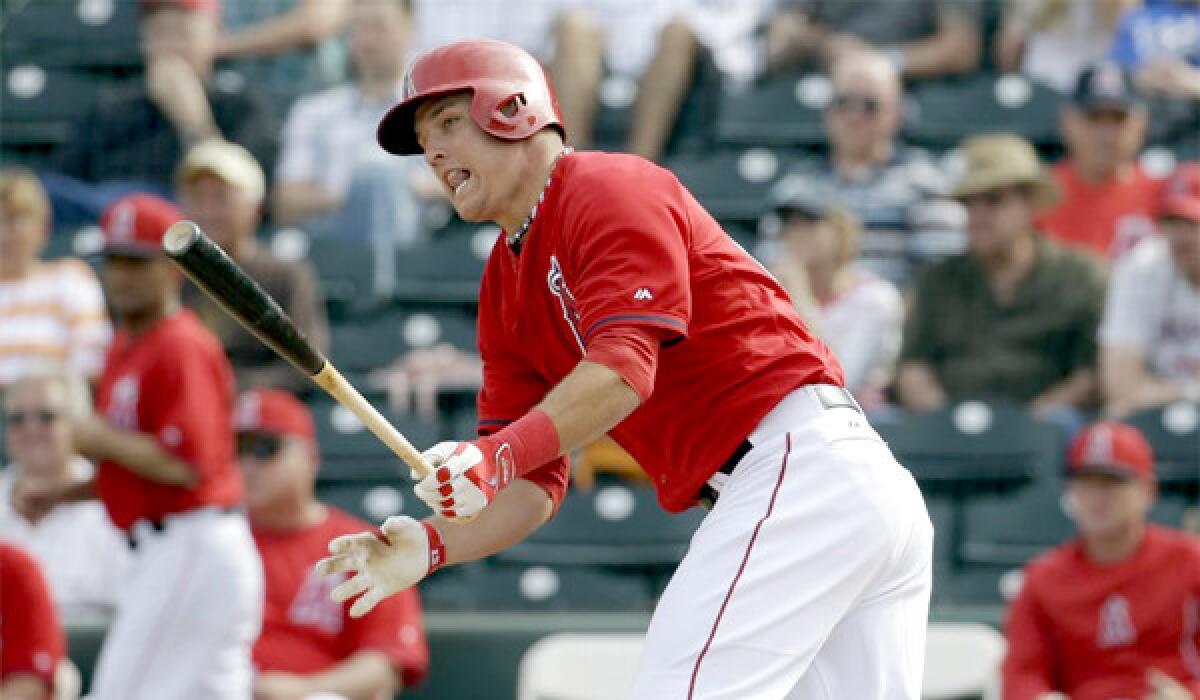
left=630, top=385, right=934, bottom=699
left=87, top=507, right=264, bottom=700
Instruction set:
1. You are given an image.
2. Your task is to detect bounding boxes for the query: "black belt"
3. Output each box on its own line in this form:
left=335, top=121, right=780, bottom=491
left=697, top=386, right=862, bottom=509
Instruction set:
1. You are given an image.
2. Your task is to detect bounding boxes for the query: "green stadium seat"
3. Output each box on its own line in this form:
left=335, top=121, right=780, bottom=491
left=457, top=563, right=653, bottom=612
left=666, top=149, right=788, bottom=222
left=1125, top=402, right=1200, bottom=498
left=497, top=480, right=704, bottom=569
left=0, top=0, right=141, bottom=72
left=316, top=478, right=426, bottom=523
left=270, top=228, right=376, bottom=313
left=959, top=477, right=1073, bottom=569
left=904, top=73, right=1063, bottom=151
left=1, top=66, right=102, bottom=149
left=392, top=222, right=492, bottom=303
left=714, top=74, right=828, bottom=148
left=309, top=397, right=442, bottom=469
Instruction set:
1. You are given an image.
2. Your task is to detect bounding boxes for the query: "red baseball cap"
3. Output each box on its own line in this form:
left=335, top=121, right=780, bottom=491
left=1067, top=421, right=1155, bottom=481
left=1162, top=162, right=1200, bottom=223
left=234, top=389, right=316, bottom=443
left=99, top=193, right=183, bottom=257
left=140, top=0, right=221, bottom=18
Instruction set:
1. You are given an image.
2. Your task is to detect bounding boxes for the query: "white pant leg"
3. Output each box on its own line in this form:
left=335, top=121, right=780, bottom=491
left=89, top=510, right=264, bottom=700
left=629, top=394, right=933, bottom=700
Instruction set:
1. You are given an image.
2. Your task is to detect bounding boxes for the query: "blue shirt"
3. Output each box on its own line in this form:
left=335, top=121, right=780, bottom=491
left=1109, top=0, right=1200, bottom=68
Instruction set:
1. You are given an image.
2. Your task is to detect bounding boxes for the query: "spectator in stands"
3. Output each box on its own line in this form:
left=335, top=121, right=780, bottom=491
left=1002, top=421, right=1200, bottom=700
left=0, top=369, right=131, bottom=612
left=775, top=49, right=953, bottom=276
left=177, top=139, right=328, bottom=394
left=767, top=185, right=903, bottom=411
left=53, top=0, right=276, bottom=197
left=765, top=0, right=982, bottom=79
left=0, top=541, right=65, bottom=700
left=896, top=134, right=1105, bottom=424
left=1100, top=162, right=1200, bottom=418
left=217, top=0, right=351, bottom=112
left=994, top=0, right=1136, bottom=93
left=273, top=0, right=435, bottom=255
left=0, top=169, right=111, bottom=387
left=1039, top=61, right=1163, bottom=261
left=237, top=389, right=429, bottom=699
left=1111, top=0, right=1200, bottom=101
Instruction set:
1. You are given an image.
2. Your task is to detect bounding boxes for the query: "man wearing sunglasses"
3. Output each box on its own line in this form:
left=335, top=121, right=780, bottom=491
left=236, top=388, right=428, bottom=700
left=27, top=192, right=264, bottom=700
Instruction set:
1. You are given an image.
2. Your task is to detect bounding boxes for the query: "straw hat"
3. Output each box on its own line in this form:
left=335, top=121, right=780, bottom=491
left=951, top=134, right=1059, bottom=208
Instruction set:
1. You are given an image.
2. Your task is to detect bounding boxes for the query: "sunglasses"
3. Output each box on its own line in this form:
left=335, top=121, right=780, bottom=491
left=5, top=410, right=60, bottom=427
left=829, top=94, right=882, bottom=115
left=237, top=432, right=284, bottom=460
left=962, top=186, right=1030, bottom=208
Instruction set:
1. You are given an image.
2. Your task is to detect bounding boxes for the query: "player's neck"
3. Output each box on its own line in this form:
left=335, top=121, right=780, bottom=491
left=1082, top=521, right=1145, bottom=564
left=250, top=500, right=326, bottom=532
left=495, top=134, right=567, bottom=235
left=121, top=298, right=182, bottom=337
left=1074, top=158, right=1131, bottom=185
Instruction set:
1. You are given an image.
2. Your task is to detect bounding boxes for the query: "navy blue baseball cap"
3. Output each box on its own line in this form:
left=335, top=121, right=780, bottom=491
left=1072, top=62, right=1141, bottom=112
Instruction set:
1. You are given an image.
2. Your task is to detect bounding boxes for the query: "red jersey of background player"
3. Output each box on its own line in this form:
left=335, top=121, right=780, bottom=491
left=0, top=542, right=64, bottom=693
left=95, top=309, right=242, bottom=530
left=253, top=507, right=429, bottom=687
left=1003, top=525, right=1200, bottom=700
left=477, top=151, right=843, bottom=512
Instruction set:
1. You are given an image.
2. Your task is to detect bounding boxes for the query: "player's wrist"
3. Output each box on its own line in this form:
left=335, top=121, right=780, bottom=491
left=421, top=520, right=446, bottom=574
left=477, top=410, right=561, bottom=484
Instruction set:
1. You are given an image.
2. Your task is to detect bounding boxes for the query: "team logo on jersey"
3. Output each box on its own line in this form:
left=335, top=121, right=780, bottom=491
left=106, top=376, right=140, bottom=429
left=547, top=255, right=585, bottom=352
left=289, top=568, right=346, bottom=635
left=1097, top=593, right=1137, bottom=648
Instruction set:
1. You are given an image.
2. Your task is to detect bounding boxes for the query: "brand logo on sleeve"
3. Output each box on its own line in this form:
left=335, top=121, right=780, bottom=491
left=634, top=287, right=654, bottom=301
left=547, top=255, right=585, bottom=353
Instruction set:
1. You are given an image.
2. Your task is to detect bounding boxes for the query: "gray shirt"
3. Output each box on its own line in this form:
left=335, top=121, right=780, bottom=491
left=788, top=0, right=981, bottom=46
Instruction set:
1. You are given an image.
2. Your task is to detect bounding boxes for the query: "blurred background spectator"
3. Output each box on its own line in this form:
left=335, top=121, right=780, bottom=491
left=1111, top=0, right=1200, bottom=102
left=1039, top=61, right=1163, bottom=261
left=177, top=139, right=328, bottom=394
left=238, top=389, right=429, bottom=699
left=0, top=541, right=65, bottom=700
left=993, top=0, right=1136, bottom=92
left=0, top=169, right=111, bottom=388
left=767, top=190, right=903, bottom=412
left=766, top=0, right=982, bottom=78
left=50, top=0, right=277, bottom=214
left=1001, top=422, right=1200, bottom=700
left=217, top=0, right=351, bottom=112
left=0, top=369, right=131, bottom=613
left=273, top=0, right=438, bottom=255
left=1100, top=162, right=1200, bottom=418
left=897, top=134, right=1105, bottom=427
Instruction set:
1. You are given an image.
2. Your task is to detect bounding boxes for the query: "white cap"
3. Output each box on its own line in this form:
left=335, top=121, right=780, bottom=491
left=176, top=139, right=265, bottom=204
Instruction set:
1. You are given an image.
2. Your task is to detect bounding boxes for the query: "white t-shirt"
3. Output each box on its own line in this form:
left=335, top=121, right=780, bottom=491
left=0, top=462, right=132, bottom=611
left=1099, top=235, right=1200, bottom=381
left=818, top=268, right=905, bottom=398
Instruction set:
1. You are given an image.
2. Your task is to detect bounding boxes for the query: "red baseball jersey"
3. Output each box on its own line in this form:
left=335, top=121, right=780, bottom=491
left=252, top=507, right=429, bottom=688
left=1003, top=525, right=1200, bottom=700
left=95, top=310, right=242, bottom=530
left=1038, top=161, right=1164, bottom=260
left=0, top=542, right=64, bottom=692
left=477, top=151, right=843, bottom=512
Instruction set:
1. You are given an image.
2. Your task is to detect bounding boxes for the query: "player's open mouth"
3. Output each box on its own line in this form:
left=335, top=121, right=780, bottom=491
left=446, top=169, right=471, bottom=197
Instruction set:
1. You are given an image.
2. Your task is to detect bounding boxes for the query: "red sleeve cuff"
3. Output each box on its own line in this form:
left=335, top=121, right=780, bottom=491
left=585, top=325, right=662, bottom=401
left=521, top=457, right=570, bottom=516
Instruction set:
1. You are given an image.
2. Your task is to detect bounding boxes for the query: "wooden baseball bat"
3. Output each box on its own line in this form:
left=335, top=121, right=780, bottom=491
left=162, top=220, right=434, bottom=480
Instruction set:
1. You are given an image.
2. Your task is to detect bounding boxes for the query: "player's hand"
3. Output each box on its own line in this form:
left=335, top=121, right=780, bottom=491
left=252, top=671, right=311, bottom=700
left=10, top=478, right=67, bottom=524
left=315, top=515, right=444, bottom=618
left=414, top=439, right=514, bottom=522
left=1145, top=669, right=1195, bottom=700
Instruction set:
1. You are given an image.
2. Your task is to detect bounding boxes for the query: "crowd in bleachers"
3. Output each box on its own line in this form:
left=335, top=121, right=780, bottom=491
left=1, top=0, right=1200, bottom=698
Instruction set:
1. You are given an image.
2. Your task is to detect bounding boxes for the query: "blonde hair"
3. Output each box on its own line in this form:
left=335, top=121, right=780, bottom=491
left=0, top=167, right=51, bottom=224
left=5, top=365, right=93, bottom=420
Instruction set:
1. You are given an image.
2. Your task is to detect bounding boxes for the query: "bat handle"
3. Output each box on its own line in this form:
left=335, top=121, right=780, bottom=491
left=310, top=363, right=435, bottom=480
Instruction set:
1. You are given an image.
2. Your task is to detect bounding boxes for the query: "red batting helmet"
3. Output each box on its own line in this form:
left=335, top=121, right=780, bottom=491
left=377, top=39, right=565, bottom=156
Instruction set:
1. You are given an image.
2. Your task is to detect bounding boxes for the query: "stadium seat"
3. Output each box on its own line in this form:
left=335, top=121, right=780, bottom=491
left=905, top=73, right=1063, bottom=151
left=0, top=0, right=140, bottom=72
left=1125, top=401, right=1200, bottom=497
left=392, top=221, right=494, bottom=303
left=270, top=228, right=376, bottom=314
left=714, top=74, right=829, bottom=148
left=517, top=633, right=644, bottom=700
left=497, top=480, right=704, bottom=569
left=1, top=66, right=102, bottom=149
left=959, top=476, right=1073, bottom=569
left=460, top=563, right=652, bottom=612
left=309, top=397, right=442, bottom=472
left=665, top=149, right=789, bottom=222
left=922, top=622, right=1005, bottom=700
left=315, top=478, right=423, bottom=523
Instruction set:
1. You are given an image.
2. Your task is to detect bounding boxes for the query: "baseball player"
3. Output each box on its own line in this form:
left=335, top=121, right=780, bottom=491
left=318, top=39, right=933, bottom=699
left=31, top=193, right=264, bottom=699
left=0, top=541, right=64, bottom=700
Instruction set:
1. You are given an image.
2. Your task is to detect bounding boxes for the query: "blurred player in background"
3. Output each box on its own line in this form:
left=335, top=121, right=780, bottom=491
left=1002, top=421, right=1200, bottom=700
left=238, top=388, right=428, bottom=700
left=0, top=541, right=64, bottom=700
left=320, top=39, right=932, bottom=699
left=27, top=193, right=263, bottom=700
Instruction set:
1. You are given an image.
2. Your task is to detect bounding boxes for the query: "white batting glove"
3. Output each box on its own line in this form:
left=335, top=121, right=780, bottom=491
left=314, top=515, right=445, bottom=618
left=415, top=439, right=514, bottom=522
